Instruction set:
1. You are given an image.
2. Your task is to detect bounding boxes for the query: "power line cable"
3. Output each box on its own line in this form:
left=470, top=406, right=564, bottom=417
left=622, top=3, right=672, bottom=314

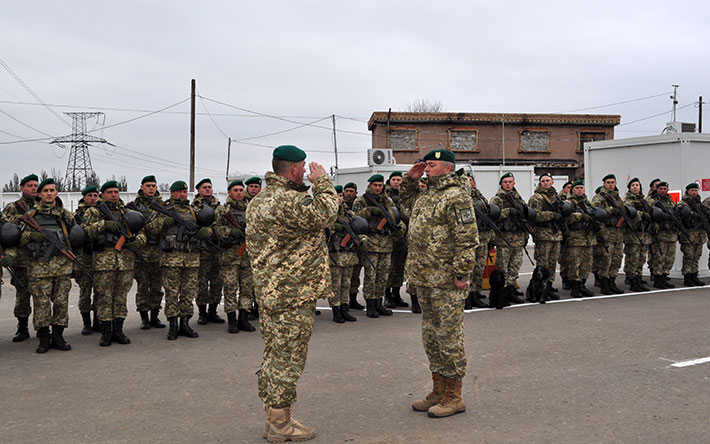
left=554, top=91, right=673, bottom=113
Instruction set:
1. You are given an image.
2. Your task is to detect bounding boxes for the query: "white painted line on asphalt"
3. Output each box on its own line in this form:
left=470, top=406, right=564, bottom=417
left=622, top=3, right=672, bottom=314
left=669, top=357, right=710, bottom=368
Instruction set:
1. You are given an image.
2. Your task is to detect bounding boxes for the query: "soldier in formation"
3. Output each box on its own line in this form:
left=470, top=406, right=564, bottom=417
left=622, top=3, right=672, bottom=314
left=591, top=174, right=626, bottom=295
left=74, top=185, right=100, bottom=334
left=384, top=171, right=409, bottom=309
left=466, top=174, right=493, bottom=309
left=528, top=172, right=563, bottom=299
left=622, top=178, right=652, bottom=293
left=677, top=183, right=708, bottom=286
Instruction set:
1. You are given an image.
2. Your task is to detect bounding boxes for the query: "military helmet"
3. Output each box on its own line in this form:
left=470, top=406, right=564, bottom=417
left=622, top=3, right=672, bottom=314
left=623, top=205, right=637, bottom=220
left=350, top=216, right=369, bottom=235
left=678, top=205, right=691, bottom=219
left=523, top=205, right=536, bottom=223
left=592, top=207, right=608, bottom=222
left=488, top=203, right=501, bottom=221
left=68, top=224, right=88, bottom=250
left=559, top=201, right=572, bottom=218
left=196, top=204, right=216, bottom=227
left=650, top=206, right=664, bottom=222
left=123, top=210, right=146, bottom=234
left=0, top=222, right=21, bottom=248
left=390, top=206, right=401, bottom=225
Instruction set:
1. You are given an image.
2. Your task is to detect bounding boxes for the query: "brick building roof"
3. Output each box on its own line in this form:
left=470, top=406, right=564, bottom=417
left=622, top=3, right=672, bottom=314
left=368, top=112, right=621, bottom=129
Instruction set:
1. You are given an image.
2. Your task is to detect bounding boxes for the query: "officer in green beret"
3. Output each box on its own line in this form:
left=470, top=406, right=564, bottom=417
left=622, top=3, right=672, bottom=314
left=591, top=174, right=626, bottom=294
left=563, top=180, right=597, bottom=297
left=342, top=182, right=365, bottom=310
left=2, top=173, right=39, bottom=343
left=648, top=178, right=661, bottom=199
left=74, top=185, right=100, bottom=335
left=622, top=178, right=652, bottom=292
left=384, top=171, right=409, bottom=309
left=676, top=182, right=707, bottom=287
left=646, top=181, right=678, bottom=288
left=129, top=175, right=166, bottom=330
left=146, top=180, right=212, bottom=340
left=17, top=178, right=79, bottom=353
left=245, top=176, right=263, bottom=200
left=352, top=173, right=406, bottom=318
left=192, top=178, right=225, bottom=325
left=557, top=180, right=574, bottom=289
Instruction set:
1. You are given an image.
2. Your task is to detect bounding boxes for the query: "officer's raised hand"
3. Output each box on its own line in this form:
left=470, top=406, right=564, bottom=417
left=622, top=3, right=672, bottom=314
left=407, top=162, right=427, bottom=180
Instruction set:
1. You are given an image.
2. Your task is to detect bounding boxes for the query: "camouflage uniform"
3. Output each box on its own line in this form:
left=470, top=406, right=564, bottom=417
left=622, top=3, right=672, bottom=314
left=400, top=172, right=478, bottom=380
left=676, top=192, right=708, bottom=275
left=385, top=184, right=407, bottom=290
left=591, top=188, right=625, bottom=283
left=193, top=195, right=223, bottom=307
left=214, top=197, right=254, bottom=313
left=558, top=189, right=571, bottom=283
left=622, top=192, right=652, bottom=281
left=646, top=193, right=678, bottom=276
left=528, top=185, right=563, bottom=283
left=246, top=172, right=337, bottom=408
left=564, top=194, right=597, bottom=282
left=469, top=188, right=494, bottom=292
left=704, top=196, right=710, bottom=269
left=129, top=190, right=164, bottom=314
left=2, top=196, right=34, bottom=319
left=327, top=204, right=362, bottom=306
left=73, top=201, right=96, bottom=315
left=489, top=187, right=528, bottom=287
left=646, top=189, right=660, bottom=275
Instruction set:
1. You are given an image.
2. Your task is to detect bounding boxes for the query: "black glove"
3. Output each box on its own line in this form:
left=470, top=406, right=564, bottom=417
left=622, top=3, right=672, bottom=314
left=29, top=231, right=45, bottom=243
left=508, top=208, right=521, bottom=218
left=370, top=207, right=383, bottom=217
left=124, top=238, right=145, bottom=251
left=104, top=220, right=121, bottom=233
left=333, top=223, right=344, bottom=232
left=229, top=227, right=243, bottom=240
left=195, top=227, right=211, bottom=240
left=0, top=254, right=15, bottom=267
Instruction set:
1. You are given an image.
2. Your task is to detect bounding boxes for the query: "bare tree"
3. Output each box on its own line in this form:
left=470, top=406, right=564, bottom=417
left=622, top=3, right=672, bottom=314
left=108, top=174, right=129, bottom=191
left=3, top=173, right=20, bottom=192
left=404, top=99, right=445, bottom=113
left=158, top=182, right=170, bottom=192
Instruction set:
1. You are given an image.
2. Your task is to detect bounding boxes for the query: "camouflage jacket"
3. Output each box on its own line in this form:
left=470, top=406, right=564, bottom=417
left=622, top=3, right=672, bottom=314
left=3, top=195, right=35, bottom=267
left=591, top=187, right=624, bottom=243
left=343, top=196, right=356, bottom=211
left=622, top=192, right=652, bottom=245
left=83, top=198, right=146, bottom=272
left=528, top=185, right=563, bottom=242
left=470, top=188, right=495, bottom=244
left=129, top=191, right=163, bottom=261
left=401, top=172, right=479, bottom=289
left=352, top=191, right=402, bottom=253
left=145, top=197, right=206, bottom=268
left=646, top=194, right=678, bottom=242
left=489, top=187, right=528, bottom=247
left=327, top=203, right=364, bottom=268
left=193, top=194, right=221, bottom=257
left=214, top=196, right=249, bottom=266
left=246, top=172, right=338, bottom=310
left=676, top=192, right=709, bottom=244
left=558, top=190, right=570, bottom=202
left=18, top=200, right=76, bottom=278
left=564, top=194, right=598, bottom=247
left=73, top=200, right=94, bottom=265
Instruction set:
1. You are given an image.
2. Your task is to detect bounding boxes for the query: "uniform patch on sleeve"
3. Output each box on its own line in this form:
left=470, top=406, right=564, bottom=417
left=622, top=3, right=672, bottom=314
left=459, top=207, right=474, bottom=224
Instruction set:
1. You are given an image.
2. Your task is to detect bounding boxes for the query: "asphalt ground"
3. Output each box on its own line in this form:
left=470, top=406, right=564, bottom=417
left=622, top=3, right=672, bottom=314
left=1, top=255, right=709, bottom=444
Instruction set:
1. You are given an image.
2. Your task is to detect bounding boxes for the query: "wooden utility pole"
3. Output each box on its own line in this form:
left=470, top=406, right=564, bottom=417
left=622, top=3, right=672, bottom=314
left=699, top=96, right=703, bottom=133
left=332, top=114, right=339, bottom=170
left=190, top=78, right=196, bottom=190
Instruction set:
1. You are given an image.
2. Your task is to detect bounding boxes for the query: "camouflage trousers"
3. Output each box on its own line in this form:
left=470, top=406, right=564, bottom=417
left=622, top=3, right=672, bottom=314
left=596, top=241, right=624, bottom=279
left=93, top=270, right=133, bottom=321
left=349, top=262, right=362, bottom=297
left=566, top=246, right=593, bottom=281
left=134, top=261, right=163, bottom=312
left=559, top=242, right=569, bottom=279
left=75, top=271, right=96, bottom=314
left=649, top=241, right=676, bottom=275
left=28, top=275, right=71, bottom=330
left=592, top=244, right=604, bottom=274
left=496, top=245, right=523, bottom=287
left=162, top=266, right=198, bottom=318
left=387, top=239, right=407, bottom=288
left=329, top=264, right=354, bottom=306
left=196, top=253, right=223, bottom=305
left=418, top=286, right=467, bottom=379
left=407, top=283, right=417, bottom=297
left=12, top=266, right=32, bottom=318
left=623, top=243, right=648, bottom=278
left=680, top=242, right=703, bottom=274
left=534, top=240, right=561, bottom=283
left=363, top=252, right=391, bottom=300
left=470, top=243, right=490, bottom=292
left=221, top=263, right=254, bottom=313
left=258, top=300, right=316, bottom=408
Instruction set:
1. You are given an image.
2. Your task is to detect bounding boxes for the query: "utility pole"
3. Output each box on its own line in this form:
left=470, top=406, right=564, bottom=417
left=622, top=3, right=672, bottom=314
left=226, top=137, right=232, bottom=181
left=51, top=112, right=112, bottom=190
left=501, top=113, right=506, bottom=166
left=699, top=96, right=703, bottom=133
left=671, top=84, right=679, bottom=122
left=190, top=78, right=196, bottom=190
left=332, top=114, right=339, bottom=170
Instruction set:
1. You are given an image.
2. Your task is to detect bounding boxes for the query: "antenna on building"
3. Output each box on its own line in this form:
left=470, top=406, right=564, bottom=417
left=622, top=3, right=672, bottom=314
left=671, top=84, right=679, bottom=122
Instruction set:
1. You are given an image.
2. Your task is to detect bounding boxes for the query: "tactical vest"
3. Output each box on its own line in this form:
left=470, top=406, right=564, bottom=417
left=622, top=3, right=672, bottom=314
left=93, top=206, right=124, bottom=252
left=27, top=212, right=67, bottom=259
left=221, top=206, right=246, bottom=248
left=159, top=206, right=204, bottom=253
left=533, top=192, right=560, bottom=229
left=473, top=202, right=492, bottom=231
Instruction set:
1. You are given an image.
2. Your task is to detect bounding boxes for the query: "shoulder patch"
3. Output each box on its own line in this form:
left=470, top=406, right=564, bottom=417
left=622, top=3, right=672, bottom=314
left=459, top=207, right=474, bottom=224
left=301, top=196, right=314, bottom=206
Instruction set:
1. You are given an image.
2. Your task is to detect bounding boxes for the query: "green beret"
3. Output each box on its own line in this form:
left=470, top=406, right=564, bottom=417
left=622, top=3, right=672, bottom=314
left=170, top=180, right=188, bottom=192
left=368, top=174, right=384, bottom=183
left=572, top=180, right=584, bottom=188
left=141, top=175, right=156, bottom=184
left=245, top=176, right=262, bottom=186
left=686, top=182, right=699, bottom=190
left=627, top=177, right=640, bottom=188
left=422, top=149, right=455, bottom=163
left=649, top=178, right=661, bottom=187
left=539, top=172, right=552, bottom=181
left=81, top=185, right=98, bottom=195
left=602, top=173, right=616, bottom=182
left=562, top=181, right=572, bottom=188
left=37, top=177, right=56, bottom=193
left=195, top=178, right=212, bottom=189
left=273, top=145, right=306, bottom=162
left=344, top=182, right=357, bottom=190
left=389, top=171, right=403, bottom=179
left=228, top=179, right=244, bottom=190
left=595, top=186, right=602, bottom=194
left=20, top=174, right=39, bottom=186
left=100, top=180, right=120, bottom=192
left=334, top=185, right=343, bottom=193
left=499, top=172, right=514, bottom=185
left=658, top=181, right=669, bottom=188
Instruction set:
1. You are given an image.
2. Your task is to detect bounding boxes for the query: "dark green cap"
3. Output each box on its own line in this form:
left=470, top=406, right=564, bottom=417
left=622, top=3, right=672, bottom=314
left=100, top=180, right=120, bottom=192
left=539, top=172, right=552, bottom=181
left=686, top=182, right=699, bottom=190
left=572, top=180, right=584, bottom=188
left=422, top=149, right=455, bottom=163
left=37, top=177, right=56, bottom=193
left=344, top=182, right=357, bottom=190
left=658, top=181, right=669, bottom=188
left=20, top=174, right=39, bottom=186
left=195, top=178, right=212, bottom=189
left=649, top=178, right=661, bottom=187
left=562, top=181, right=572, bottom=188
left=245, top=176, right=262, bottom=186
left=627, top=177, right=641, bottom=188
left=81, top=185, right=98, bottom=195
left=595, top=186, right=602, bottom=194
left=228, top=179, right=244, bottom=190
left=499, top=172, right=514, bottom=185
left=389, top=171, right=402, bottom=179
left=334, top=185, right=343, bottom=193
left=170, top=180, right=188, bottom=192
left=368, top=174, right=384, bottom=183
left=141, top=175, right=157, bottom=184
left=602, top=173, right=616, bottom=182
left=273, top=145, right=306, bottom=162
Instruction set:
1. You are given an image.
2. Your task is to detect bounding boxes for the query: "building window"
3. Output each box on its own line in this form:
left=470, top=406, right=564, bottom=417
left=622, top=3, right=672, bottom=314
left=448, top=129, right=479, bottom=152
left=388, top=128, right=417, bottom=151
left=519, top=129, right=550, bottom=153
left=578, top=131, right=606, bottom=152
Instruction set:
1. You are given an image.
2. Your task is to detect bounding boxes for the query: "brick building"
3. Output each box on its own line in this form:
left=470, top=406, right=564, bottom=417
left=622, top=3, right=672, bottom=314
left=367, top=112, right=621, bottom=179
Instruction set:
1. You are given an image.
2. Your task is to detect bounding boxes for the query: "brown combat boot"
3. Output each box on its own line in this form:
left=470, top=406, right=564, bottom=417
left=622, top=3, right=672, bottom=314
left=265, top=404, right=316, bottom=443
left=427, top=377, right=466, bottom=418
left=412, top=373, right=446, bottom=411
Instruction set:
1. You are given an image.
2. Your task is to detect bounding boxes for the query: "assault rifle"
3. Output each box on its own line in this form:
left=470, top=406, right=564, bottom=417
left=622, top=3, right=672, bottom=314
left=502, top=194, right=535, bottom=266
left=636, top=197, right=663, bottom=256
left=603, top=194, right=644, bottom=245
left=149, top=200, right=223, bottom=251
left=333, top=215, right=375, bottom=268
left=473, top=204, right=513, bottom=248
left=685, top=198, right=710, bottom=240
left=95, top=202, right=152, bottom=277
left=363, top=193, right=399, bottom=234
left=222, top=210, right=247, bottom=256
left=654, top=200, right=695, bottom=247
left=578, top=200, right=609, bottom=254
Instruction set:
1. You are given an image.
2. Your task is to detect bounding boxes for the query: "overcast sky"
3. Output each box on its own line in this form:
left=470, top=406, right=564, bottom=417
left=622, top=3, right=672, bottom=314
left=1, top=0, right=708, bottom=191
